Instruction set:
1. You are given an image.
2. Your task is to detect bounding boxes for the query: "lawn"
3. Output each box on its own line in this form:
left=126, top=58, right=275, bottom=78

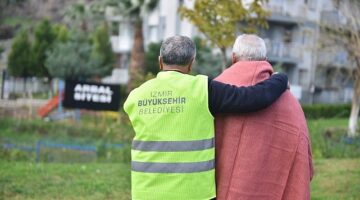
left=1, top=117, right=360, bottom=199
left=0, top=159, right=359, bottom=200
left=311, top=159, right=360, bottom=200
left=0, top=161, right=131, bottom=200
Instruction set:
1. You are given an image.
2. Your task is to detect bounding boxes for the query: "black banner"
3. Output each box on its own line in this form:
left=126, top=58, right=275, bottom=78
left=63, top=80, right=121, bottom=111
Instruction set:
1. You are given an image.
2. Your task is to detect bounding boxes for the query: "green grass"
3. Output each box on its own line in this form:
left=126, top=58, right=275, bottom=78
left=0, top=115, right=134, bottom=144
left=1, top=117, right=360, bottom=199
left=0, top=159, right=359, bottom=200
left=311, top=159, right=360, bottom=200
left=2, top=117, right=359, bottom=160
left=0, top=161, right=131, bottom=200
left=0, top=115, right=134, bottom=162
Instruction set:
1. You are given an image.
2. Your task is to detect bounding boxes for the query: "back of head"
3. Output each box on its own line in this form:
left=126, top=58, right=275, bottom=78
left=232, top=34, right=267, bottom=61
left=160, top=36, right=196, bottom=66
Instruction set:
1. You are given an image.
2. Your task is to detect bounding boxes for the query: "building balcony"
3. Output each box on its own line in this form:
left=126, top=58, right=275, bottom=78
left=320, top=10, right=347, bottom=26
left=263, top=2, right=299, bottom=26
left=266, top=42, right=301, bottom=64
left=317, top=51, right=353, bottom=68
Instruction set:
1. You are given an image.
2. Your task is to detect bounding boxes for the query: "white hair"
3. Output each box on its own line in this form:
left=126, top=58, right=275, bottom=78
left=232, top=34, right=267, bottom=61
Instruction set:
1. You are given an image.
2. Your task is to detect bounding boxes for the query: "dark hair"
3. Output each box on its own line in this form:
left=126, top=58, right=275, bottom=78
left=160, top=35, right=196, bottom=66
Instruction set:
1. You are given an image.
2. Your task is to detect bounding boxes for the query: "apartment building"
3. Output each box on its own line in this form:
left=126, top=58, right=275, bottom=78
left=315, top=1, right=354, bottom=104
left=103, top=0, right=197, bottom=85
left=107, top=0, right=353, bottom=104
left=260, top=0, right=322, bottom=103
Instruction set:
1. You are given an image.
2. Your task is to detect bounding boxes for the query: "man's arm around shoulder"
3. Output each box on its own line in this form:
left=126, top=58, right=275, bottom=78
left=208, top=73, right=288, bottom=115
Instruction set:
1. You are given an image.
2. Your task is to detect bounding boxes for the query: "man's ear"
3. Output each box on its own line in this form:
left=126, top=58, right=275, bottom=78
left=232, top=53, right=237, bottom=64
left=159, top=56, right=163, bottom=70
left=188, top=58, right=194, bottom=72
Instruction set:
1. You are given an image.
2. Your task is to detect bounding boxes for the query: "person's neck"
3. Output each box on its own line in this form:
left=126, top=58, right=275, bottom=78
left=162, top=65, right=189, bottom=74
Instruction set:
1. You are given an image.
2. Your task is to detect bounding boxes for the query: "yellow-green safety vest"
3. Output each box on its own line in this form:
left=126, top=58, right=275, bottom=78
left=124, top=71, right=215, bottom=200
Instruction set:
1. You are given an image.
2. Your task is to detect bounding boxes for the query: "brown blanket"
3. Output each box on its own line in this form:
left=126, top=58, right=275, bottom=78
left=215, top=61, right=313, bottom=200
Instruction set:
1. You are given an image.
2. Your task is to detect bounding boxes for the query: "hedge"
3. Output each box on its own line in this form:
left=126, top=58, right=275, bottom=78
left=302, top=104, right=351, bottom=119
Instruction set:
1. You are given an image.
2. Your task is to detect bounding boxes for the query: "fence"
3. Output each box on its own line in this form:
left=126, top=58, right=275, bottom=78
left=2, top=140, right=126, bottom=163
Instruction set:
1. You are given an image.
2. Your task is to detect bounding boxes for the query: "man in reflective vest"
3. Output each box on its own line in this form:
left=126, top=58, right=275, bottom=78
left=124, top=36, right=288, bottom=200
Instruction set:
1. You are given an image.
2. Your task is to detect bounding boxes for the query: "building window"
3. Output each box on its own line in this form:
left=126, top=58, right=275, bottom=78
left=299, top=69, right=308, bottom=86
left=149, top=25, right=158, bottom=43
left=302, top=29, right=313, bottom=45
left=283, top=29, right=292, bottom=43
left=111, top=21, right=119, bottom=36
left=305, top=0, right=317, bottom=10
left=158, top=16, right=166, bottom=39
left=334, top=0, right=341, bottom=8
left=325, top=68, right=336, bottom=87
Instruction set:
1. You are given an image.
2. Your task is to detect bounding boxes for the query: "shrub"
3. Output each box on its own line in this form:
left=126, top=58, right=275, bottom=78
left=0, top=148, right=34, bottom=161
left=302, top=104, right=351, bottom=119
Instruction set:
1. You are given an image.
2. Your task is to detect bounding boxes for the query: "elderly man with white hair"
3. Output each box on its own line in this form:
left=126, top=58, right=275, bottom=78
left=214, top=34, right=314, bottom=200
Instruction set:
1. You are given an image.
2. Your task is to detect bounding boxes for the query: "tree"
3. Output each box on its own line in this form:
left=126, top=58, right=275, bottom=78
left=7, top=31, right=32, bottom=94
left=0, top=46, right=4, bottom=58
left=0, top=0, right=27, bottom=22
left=64, top=3, right=89, bottom=32
left=53, top=24, right=69, bottom=43
left=179, top=0, right=269, bottom=70
left=0, top=0, right=29, bottom=40
left=91, top=23, right=115, bottom=77
left=106, top=0, right=159, bottom=91
left=45, top=31, right=110, bottom=80
left=144, top=38, right=224, bottom=78
left=31, top=19, right=57, bottom=78
left=8, top=31, right=32, bottom=78
left=64, top=1, right=109, bottom=33
left=321, top=0, right=360, bottom=137
left=145, top=42, right=162, bottom=75
left=192, top=37, right=222, bottom=78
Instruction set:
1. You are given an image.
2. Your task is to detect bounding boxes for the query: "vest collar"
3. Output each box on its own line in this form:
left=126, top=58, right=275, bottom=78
left=157, top=70, right=189, bottom=78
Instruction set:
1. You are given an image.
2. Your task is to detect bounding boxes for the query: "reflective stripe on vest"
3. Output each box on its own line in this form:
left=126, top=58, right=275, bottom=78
left=132, top=159, right=214, bottom=173
left=132, top=138, right=215, bottom=173
left=132, top=138, right=214, bottom=152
